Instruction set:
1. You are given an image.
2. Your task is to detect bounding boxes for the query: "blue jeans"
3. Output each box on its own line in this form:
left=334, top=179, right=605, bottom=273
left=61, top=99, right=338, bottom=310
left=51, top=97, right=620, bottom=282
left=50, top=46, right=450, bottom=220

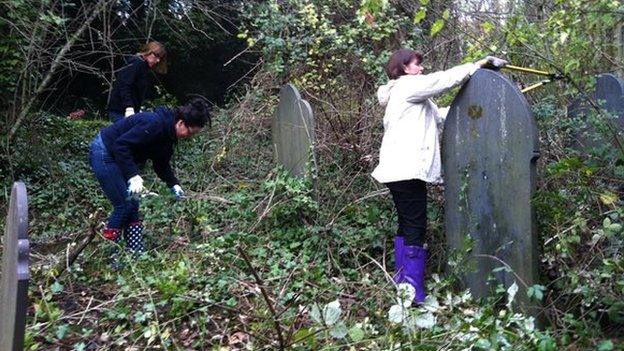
left=109, top=111, right=124, bottom=123
left=89, top=133, right=140, bottom=229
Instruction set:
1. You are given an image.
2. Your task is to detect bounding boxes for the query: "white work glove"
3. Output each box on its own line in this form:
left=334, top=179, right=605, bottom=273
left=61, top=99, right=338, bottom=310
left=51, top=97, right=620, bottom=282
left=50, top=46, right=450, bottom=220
left=171, top=184, right=185, bottom=199
left=477, top=56, right=508, bottom=69
left=124, top=107, right=135, bottom=117
left=127, top=175, right=144, bottom=198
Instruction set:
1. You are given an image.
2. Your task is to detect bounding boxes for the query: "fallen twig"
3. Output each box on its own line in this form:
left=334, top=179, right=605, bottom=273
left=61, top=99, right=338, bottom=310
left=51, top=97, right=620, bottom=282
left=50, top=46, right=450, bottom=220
left=236, top=245, right=285, bottom=350
left=52, top=210, right=101, bottom=278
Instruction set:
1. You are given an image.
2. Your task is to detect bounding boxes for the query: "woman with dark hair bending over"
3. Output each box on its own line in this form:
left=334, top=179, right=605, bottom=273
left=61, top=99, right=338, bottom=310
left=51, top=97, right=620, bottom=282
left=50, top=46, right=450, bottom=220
left=90, top=98, right=211, bottom=256
left=372, top=49, right=506, bottom=303
left=107, top=41, right=168, bottom=122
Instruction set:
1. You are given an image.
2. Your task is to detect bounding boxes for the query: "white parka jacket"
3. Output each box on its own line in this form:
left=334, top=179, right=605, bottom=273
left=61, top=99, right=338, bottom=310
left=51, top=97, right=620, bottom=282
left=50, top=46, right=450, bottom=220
left=371, top=62, right=480, bottom=184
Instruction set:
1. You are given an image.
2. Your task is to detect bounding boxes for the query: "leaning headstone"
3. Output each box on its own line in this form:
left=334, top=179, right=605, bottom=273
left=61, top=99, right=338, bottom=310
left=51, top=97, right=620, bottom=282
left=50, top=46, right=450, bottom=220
left=568, top=74, right=624, bottom=149
left=272, top=84, right=316, bottom=178
left=618, top=23, right=624, bottom=77
left=442, top=69, right=540, bottom=313
left=594, top=74, right=624, bottom=130
left=0, top=182, right=29, bottom=351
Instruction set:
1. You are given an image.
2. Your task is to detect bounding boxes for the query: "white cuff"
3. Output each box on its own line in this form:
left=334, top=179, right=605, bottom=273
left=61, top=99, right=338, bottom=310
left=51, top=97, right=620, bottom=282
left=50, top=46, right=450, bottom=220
left=124, top=107, right=135, bottom=117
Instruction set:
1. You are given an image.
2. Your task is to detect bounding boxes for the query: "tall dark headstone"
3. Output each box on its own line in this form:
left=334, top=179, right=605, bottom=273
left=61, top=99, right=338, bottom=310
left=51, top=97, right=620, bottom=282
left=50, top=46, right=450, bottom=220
left=595, top=74, right=624, bottom=129
left=568, top=74, right=624, bottom=149
left=442, top=69, right=540, bottom=312
left=0, top=182, right=29, bottom=351
left=272, top=84, right=316, bottom=178
left=618, top=24, right=624, bottom=77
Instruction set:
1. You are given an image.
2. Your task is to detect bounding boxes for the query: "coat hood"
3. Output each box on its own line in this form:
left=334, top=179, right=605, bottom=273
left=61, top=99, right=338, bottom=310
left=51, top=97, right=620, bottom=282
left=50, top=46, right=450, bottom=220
left=154, top=107, right=177, bottom=142
left=377, top=80, right=397, bottom=106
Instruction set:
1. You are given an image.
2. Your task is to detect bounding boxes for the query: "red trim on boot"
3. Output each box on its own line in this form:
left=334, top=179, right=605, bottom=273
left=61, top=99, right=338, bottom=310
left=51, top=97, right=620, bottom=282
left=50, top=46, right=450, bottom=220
left=103, top=228, right=122, bottom=241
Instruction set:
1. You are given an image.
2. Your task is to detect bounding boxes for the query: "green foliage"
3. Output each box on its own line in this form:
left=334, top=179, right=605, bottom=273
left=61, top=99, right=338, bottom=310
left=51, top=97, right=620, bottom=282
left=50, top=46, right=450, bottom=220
left=9, top=108, right=568, bottom=349
left=299, top=280, right=559, bottom=349
left=0, top=0, right=72, bottom=117
left=1, top=114, right=107, bottom=241
left=530, top=93, right=624, bottom=348
left=5, top=0, right=624, bottom=348
left=503, top=0, right=620, bottom=81
left=239, top=0, right=424, bottom=89
left=261, top=168, right=319, bottom=228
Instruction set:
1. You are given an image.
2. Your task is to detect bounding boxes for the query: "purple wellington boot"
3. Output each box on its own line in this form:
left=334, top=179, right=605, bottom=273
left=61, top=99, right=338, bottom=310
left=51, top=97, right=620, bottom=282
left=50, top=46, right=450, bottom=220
left=403, top=245, right=427, bottom=304
left=393, top=236, right=405, bottom=283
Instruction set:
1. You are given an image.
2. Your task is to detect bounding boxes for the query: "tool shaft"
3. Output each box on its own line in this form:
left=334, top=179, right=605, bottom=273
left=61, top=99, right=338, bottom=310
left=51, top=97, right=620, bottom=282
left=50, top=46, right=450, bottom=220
left=521, top=80, right=551, bottom=93
left=504, top=65, right=552, bottom=76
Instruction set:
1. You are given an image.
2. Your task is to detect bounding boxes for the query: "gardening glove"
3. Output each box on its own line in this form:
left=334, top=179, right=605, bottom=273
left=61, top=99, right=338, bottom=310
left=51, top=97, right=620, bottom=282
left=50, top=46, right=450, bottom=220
left=127, top=175, right=144, bottom=198
left=478, top=56, right=508, bottom=69
left=171, top=184, right=185, bottom=199
left=124, top=107, right=135, bottom=117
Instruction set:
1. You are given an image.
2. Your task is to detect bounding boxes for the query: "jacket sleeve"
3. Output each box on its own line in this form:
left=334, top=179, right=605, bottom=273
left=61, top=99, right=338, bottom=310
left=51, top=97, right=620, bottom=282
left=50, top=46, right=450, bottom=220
left=153, top=154, right=179, bottom=188
left=403, top=63, right=479, bottom=103
left=436, top=106, right=450, bottom=125
left=116, top=59, right=141, bottom=109
left=110, top=117, right=161, bottom=180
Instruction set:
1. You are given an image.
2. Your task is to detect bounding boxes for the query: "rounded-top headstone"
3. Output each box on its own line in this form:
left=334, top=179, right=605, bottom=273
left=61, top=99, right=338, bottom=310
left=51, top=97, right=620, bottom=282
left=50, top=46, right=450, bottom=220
left=568, top=73, right=624, bottom=149
left=595, top=74, right=624, bottom=129
left=272, top=83, right=316, bottom=178
left=0, top=182, right=29, bottom=351
left=442, top=69, right=539, bottom=313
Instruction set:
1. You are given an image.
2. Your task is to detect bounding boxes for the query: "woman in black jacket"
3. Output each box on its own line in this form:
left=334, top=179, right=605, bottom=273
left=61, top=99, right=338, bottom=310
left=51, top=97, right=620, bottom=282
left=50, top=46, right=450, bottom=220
left=107, top=41, right=167, bottom=122
left=90, top=98, right=211, bottom=256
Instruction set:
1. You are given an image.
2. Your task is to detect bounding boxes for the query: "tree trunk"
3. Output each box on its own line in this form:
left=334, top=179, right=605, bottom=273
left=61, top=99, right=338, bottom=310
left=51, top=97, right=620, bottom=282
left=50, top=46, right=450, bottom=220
left=7, top=0, right=113, bottom=142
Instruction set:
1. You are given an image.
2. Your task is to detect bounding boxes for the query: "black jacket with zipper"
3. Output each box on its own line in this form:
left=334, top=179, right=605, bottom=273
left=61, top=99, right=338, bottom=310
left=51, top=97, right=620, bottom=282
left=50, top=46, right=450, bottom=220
left=107, top=55, right=151, bottom=114
left=100, top=107, right=179, bottom=187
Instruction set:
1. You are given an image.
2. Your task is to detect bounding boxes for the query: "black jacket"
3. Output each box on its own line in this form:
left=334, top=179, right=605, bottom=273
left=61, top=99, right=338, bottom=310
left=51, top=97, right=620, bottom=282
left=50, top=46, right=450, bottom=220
left=100, top=107, right=179, bottom=187
left=107, top=55, right=151, bottom=113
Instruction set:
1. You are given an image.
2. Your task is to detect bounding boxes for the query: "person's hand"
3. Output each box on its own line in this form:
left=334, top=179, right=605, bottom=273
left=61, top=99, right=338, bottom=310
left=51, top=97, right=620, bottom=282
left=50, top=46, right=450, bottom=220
left=476, top=56, right=508, bottom=69
left=171, top=184, right=185, bottom=199
left=127, top=175, right=144, bottom=198
left=124, top=107, right=135, bottom=117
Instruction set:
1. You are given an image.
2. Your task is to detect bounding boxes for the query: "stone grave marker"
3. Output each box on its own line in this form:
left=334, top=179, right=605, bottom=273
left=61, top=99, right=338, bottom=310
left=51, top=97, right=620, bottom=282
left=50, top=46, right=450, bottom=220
left=0, top=182, right=30, bottom=351
left=272, top=84, right=316, bottom=178
left=568, top=74, right=624, bottom=149
left=618, top=23, right=624, bottom=77
left=594, top=74, right=624, bottom=130
left=442, top=69, right=540, bottom=313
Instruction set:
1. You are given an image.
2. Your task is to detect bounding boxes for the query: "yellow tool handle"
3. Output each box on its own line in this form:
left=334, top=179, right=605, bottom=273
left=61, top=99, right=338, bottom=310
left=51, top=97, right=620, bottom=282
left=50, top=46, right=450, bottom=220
left=503, top=65, right=552, bottom=77
left=521, top=80, right=551, bottom=93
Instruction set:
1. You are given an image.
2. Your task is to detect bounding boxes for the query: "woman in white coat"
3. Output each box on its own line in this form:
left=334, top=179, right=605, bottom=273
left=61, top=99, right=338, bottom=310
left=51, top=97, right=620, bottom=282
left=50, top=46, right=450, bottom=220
left=372, top=49, right=506, bottom=303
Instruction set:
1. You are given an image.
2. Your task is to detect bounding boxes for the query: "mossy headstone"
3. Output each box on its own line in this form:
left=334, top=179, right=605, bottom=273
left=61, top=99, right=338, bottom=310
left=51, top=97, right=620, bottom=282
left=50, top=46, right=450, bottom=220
left=0, top=182, right=29, bottom=351
left=594, top=74, right=624, bottom=128
left=272, top=84, right=316, bottom=178
left=568, top=74, right=624, bottom=149
left=442, top=69, right=540, bottom=313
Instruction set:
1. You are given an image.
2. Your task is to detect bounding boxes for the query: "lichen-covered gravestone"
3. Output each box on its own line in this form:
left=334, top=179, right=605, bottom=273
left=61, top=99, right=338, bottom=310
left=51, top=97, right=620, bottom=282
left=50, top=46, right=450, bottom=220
left=442, top=69, right=540, bottom=313
left=568, top=74, right=624, bottom=149
left=0, top=182, right=29, bottom=351
left=594, top=74, right=624, bottom=130
left=272, top=84, right=316, bottom=178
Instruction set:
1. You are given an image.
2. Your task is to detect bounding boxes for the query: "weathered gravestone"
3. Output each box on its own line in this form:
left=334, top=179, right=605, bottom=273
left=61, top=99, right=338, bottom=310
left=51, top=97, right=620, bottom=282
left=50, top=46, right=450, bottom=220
left=593, top=74, right=624, bottom=130
left=618, top=23, right=624, bottom=77
left=272, top=84, right=316, bottom=178
left=442, top=69, right=540, bottom=313
left=0, top=182, right=29, bottom=351
left=568, top=74, right=624, bottom=149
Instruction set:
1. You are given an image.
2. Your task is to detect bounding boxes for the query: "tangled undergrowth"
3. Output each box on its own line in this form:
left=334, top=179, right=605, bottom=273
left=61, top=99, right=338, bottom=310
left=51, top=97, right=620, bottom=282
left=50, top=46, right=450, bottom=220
left=0, top=66, right=622, bottom=350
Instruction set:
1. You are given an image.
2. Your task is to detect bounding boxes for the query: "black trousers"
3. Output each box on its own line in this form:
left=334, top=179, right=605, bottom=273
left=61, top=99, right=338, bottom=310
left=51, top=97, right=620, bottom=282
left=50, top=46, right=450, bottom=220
left=386, top=179, right=427, bottom=246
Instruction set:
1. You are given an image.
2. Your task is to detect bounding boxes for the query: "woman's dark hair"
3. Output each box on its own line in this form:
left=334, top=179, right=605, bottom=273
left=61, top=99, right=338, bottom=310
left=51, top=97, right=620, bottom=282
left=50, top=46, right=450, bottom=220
left=176, top=98, right=212, bottom=128
left=386, top=49, right=423, bottom=79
